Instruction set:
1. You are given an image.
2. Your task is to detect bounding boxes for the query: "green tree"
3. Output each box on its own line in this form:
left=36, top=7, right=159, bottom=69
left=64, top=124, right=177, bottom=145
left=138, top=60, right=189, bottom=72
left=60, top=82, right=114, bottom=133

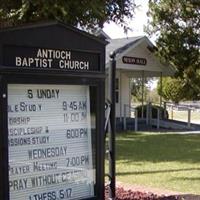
left=0, top=0, right=136, bottom=31
left=148, top=88, right=160, bottom=103
left=131, top=78, right=148, bottom=102
left=131, top=78, right=159, bottom=103
left=146, top=0, right=200, bottom=100
left=158, top=77, right=187, bottom=103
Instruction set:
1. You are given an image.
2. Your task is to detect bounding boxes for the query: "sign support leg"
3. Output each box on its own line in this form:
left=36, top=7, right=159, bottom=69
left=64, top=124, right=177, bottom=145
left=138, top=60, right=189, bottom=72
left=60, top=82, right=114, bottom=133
left=108, top=52, right=116, bottom=199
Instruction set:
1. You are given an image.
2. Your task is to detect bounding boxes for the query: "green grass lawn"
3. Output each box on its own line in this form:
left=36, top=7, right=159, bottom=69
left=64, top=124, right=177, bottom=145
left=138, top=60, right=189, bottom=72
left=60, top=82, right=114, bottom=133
left=112, top=132, right=200, bottom=194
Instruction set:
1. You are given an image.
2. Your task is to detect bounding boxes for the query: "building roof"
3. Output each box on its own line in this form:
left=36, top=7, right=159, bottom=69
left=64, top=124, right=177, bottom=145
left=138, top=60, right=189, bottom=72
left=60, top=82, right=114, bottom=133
left=95, top=29, right=111, bottom=40
left=105, top=36, right=175, bottom=77
left=106, top=36, right=144, bottom=64
left=0, top=20, right=108, bottom=45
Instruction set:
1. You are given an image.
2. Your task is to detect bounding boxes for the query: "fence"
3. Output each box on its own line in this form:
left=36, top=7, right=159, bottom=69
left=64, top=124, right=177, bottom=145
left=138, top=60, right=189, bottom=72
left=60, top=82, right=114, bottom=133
left=123, top=102, right=200, bottom=131
left=123, top=104, right=138, bottom=131
left=166, top=102, right=200, bottom=126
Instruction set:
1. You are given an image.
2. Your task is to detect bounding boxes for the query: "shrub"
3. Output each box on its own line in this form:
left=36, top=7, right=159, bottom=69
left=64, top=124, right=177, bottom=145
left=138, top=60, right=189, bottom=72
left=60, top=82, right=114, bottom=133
left=136, top=104, right=168, bottom=119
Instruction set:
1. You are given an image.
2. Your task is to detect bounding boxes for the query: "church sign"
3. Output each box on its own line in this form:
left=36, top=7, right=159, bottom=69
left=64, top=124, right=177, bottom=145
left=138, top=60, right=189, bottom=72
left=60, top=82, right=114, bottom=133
left=3, top=46, right=99, bottom=71
left=8, top=84, right=94, bottom=200
left=0, top=22, right=106, bottom=200
left=122, top=56, right=147, bottom=66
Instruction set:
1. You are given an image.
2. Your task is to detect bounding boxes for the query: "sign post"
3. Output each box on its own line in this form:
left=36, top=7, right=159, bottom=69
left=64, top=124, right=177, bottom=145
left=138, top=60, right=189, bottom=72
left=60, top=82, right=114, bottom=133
left=0, top=21, right=106, bottom=200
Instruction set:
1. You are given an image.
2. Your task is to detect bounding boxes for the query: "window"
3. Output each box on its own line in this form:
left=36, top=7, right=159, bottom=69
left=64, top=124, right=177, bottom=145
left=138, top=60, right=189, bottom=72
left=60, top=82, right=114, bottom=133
left=8, top=84, right=97, bottom=199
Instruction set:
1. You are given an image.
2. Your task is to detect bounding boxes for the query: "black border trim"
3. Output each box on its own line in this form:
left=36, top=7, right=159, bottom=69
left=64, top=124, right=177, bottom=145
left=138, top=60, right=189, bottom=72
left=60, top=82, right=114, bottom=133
left=1, top=73, right=105, bottom=200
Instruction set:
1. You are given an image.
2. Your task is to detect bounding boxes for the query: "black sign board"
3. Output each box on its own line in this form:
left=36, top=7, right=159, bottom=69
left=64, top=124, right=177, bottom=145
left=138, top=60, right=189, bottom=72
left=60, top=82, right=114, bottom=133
left=122, top=56, right=147, bottom=65
left=0, top=21, right=106, bottom=200
left=3, top=45, right=100, bottom=71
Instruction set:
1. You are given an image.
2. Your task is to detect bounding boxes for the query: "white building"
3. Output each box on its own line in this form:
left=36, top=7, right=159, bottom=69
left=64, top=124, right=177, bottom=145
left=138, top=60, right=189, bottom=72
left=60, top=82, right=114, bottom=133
left=104, top=34, right=175, bottom=120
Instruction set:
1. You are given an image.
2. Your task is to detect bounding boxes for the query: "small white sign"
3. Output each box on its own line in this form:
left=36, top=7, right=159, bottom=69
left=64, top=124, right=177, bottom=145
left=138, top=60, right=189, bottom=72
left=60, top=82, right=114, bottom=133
left=8, top=84, right=94, bottom=200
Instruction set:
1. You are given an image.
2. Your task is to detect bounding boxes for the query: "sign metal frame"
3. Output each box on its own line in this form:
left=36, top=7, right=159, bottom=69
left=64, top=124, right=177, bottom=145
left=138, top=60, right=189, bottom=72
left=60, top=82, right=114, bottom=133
left=0, top=21, right=106, bottom=200
left=0, top=73, right=105, bottom=200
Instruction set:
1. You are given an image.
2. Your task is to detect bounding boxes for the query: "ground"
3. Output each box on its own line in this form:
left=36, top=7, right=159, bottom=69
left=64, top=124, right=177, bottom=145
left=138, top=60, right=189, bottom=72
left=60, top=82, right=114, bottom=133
left=105, top=131, right=200, bottom=196
left=114, top=182, right=200, bottom=200
left=116, top=182, right=181, bottom=196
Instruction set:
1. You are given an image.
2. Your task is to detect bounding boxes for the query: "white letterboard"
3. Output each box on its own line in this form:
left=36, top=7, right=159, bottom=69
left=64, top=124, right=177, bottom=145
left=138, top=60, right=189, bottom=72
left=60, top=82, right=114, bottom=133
left=8, top=84, right=95, bottom=200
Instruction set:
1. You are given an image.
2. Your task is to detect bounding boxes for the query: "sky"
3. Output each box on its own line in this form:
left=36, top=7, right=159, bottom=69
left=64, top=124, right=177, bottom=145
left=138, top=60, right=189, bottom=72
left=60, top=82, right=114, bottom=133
left=103, top=0, right=149, bottom=39
left=103, top=0, right=158, bottom=89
